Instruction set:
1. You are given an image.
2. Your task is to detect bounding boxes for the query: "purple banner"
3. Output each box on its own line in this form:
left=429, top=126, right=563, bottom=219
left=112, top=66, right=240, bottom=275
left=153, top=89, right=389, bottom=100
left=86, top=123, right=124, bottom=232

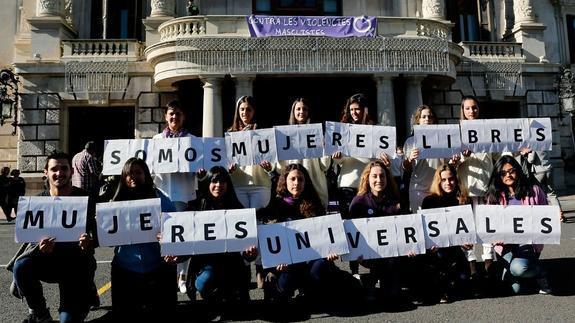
left=247, top=15, right=377, bottom=38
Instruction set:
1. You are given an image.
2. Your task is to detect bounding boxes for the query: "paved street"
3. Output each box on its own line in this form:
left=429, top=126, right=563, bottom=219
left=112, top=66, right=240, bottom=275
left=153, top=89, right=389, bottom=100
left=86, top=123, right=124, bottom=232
left=0, top=206, right=574, bottom=322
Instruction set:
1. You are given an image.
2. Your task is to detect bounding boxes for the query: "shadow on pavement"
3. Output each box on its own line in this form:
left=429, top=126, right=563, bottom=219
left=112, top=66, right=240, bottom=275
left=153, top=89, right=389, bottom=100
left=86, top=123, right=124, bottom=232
left=542, top=257, right=575, bottom=296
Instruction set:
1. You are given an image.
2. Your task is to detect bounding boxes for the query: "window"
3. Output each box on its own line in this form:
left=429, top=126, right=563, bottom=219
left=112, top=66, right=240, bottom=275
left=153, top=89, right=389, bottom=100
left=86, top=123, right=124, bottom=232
left=446, top=0, right=493, bottom=43
left=90, top=0, right=145, bottom=40
left=253, top=0, right=341, bottom=16
left=567, top=15, right=575, bottom=63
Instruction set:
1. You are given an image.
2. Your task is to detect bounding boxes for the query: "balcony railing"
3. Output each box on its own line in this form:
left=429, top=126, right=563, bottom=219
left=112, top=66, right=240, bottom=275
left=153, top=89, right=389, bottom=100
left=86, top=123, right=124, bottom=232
left=460, top=42, right=524, bottom=61
left=61, top=39, right=144, bottom=61
left=157, top=16, right=452, bottom=42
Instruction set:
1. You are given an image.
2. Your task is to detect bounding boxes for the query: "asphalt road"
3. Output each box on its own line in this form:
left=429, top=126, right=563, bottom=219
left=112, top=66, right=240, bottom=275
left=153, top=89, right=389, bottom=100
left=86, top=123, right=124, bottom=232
left=0, top=213, right=574, bottom=322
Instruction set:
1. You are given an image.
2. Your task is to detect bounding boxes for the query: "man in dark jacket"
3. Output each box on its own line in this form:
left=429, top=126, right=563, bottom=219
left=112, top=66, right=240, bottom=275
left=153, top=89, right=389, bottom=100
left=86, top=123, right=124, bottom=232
left=7, top=151, right=97, bottom=323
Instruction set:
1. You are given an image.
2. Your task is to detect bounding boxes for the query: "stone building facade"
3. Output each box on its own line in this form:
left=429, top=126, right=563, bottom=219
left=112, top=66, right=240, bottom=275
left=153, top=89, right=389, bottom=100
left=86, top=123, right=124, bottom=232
left=0, top=0, right=574, bottom=192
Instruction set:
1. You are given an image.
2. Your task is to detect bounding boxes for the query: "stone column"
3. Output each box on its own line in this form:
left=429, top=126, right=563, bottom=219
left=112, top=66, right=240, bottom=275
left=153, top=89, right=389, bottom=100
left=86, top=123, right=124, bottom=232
left=374, top=76, right=396, bottom=126
left=150, top=0, right=176, bottom=17
left=235, top=75, right=255, bottom=100
left=513, top=0, right=536, bottom=26
left=201, top=77, right=223, bottom=137
left=511, top=0, right=546, bottom=62
left=37, top=0, right=65, bottom=17
left=421, top=0, right=444, bottom=20
left=404, top=76, right=424, bottom=133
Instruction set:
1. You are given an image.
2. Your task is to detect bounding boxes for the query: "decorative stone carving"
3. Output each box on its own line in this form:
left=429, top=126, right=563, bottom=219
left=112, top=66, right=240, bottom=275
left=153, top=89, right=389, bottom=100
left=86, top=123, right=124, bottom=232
left=417, top=21, right=449, bottom=39
left=37, top=0, right=64, bottom=17
left=150, top=0, right=175, bottom=17
left=422, top=0, right=444, bottom=20
left=513, top=0, right=536, bottom=25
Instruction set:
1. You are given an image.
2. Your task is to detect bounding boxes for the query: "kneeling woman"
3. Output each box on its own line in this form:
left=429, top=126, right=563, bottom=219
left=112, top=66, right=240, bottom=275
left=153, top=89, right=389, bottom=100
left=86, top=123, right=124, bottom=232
left=348, top=160, right=402, bottom=300
left=421, top=165, right=471, bottom=303
left=110, top=158, right=177, bottom=320
left=188, top=166, right=257, bottom=302
left=259, top=163, right=344, bottom=302
left=485, top=155, right=551, bottom=295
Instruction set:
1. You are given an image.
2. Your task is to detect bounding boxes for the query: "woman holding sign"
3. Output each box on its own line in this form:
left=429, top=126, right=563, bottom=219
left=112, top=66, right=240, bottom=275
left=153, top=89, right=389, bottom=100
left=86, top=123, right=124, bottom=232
left=420, top=165, right=472, bottom=304
left=187, top=166, right=258, bottom=303
left=152, top=100, right=199, bottom=293
left=259, top=163, right=354, bottom=304
left=485, top=155, right=551, bottom=295
left=455, top=96, right=498, bottom=288
left=276, top=98, right=331, bottom=209
left=228, top=95, right=274, bottom=209
left=110, top=158, right=178, bottom=321
left=349, top=160, right=403, bottom=302
left=228, top=95, right=275, bottom=288
left=333, top=93, right=378, bottom=217
left=403, top=105, right=443, bottom=213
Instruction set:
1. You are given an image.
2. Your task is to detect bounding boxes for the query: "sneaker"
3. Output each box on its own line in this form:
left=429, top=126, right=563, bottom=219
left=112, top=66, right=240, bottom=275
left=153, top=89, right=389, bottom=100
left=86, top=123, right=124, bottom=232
left=439, top=294, right=450, bottom=304
left=178, top=280, right=187, bottom=294
left=537, top=278, right=552, bottom=295
left=24, top=308, right=52, bottom=323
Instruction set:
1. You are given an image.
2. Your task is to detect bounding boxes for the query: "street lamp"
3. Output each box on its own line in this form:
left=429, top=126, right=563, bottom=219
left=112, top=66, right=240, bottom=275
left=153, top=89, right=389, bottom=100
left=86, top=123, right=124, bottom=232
left=0, top=68, right=19, bottom=135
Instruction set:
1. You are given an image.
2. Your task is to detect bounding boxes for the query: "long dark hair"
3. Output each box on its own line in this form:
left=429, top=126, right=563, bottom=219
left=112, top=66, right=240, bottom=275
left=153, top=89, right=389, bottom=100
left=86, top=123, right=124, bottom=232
left=276, top=163, right=324, bottom=218
left=112, top=158, right=156, bottom=201
left=485, top=155, right=533, bottom=204
left=339, top=93, right=374, bottom=125
left=228, top=95, right=257, bottom=132
left=199, top=166, right=244, bottom=209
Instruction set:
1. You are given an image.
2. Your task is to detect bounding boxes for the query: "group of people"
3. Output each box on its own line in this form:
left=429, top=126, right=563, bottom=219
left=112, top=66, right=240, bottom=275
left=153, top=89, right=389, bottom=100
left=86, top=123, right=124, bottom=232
left=6, top=95, right=563, bottom=322
left=0, top=166, right=25, bottom=221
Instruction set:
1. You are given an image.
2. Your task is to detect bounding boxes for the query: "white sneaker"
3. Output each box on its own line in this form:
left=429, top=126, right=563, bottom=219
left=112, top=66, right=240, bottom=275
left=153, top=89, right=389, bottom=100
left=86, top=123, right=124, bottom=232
left=353, top=274, right=361, bottom=281
left=537, top=278, right=551, bottom=295
left=178, top=280, right=187, bottom=294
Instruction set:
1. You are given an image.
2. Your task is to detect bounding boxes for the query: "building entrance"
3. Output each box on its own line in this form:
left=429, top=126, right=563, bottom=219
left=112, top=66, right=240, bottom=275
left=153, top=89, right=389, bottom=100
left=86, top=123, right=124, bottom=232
left=253, top=76, right=377, bottom=128
left=68, top=106, right=135, bottom=158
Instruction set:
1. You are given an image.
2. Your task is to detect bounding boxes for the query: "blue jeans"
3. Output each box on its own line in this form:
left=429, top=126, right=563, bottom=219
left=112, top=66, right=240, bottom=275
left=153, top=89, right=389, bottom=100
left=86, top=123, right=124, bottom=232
left=270, top=259, right=335, bottom=299
left=13, top=253, right=95, bottom=322
left=500, top=245, right=541, bottom=294
left=193, top=254, right=250, bottom=301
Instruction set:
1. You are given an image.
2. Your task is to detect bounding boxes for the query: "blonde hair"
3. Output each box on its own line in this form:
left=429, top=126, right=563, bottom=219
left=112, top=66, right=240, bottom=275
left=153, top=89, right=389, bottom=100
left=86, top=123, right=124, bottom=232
left=428, top=164, right=468, bottom=205
left=410, top=105, right=436, bottom=133
left=288, top=98, right=311, bottom=125
left=357, top=160, right=400, bottom=201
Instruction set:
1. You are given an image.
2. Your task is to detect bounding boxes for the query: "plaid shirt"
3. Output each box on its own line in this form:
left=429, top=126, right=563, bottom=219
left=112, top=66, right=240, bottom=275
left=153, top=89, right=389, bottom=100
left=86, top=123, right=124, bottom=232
left=72, top=149, right=101, bottom=193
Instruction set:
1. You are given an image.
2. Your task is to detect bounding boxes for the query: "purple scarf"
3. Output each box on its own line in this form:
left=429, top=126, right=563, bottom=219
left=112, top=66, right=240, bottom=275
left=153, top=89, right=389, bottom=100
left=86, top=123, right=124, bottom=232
left=162, top=127, right=190, bottom=138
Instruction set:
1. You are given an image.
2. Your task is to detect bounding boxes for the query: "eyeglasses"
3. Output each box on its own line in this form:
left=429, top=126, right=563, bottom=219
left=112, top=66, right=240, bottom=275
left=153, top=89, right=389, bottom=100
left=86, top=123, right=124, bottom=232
left=499, top=168, right=517, bottom=177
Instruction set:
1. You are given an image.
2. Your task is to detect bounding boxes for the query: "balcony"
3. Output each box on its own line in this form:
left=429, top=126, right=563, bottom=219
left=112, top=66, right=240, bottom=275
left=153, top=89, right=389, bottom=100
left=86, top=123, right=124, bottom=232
left=460, top=41, right=524, bottom=62
left=144, top=16, right=463, bottom=87
left=61, top=39, right=145, bottom=62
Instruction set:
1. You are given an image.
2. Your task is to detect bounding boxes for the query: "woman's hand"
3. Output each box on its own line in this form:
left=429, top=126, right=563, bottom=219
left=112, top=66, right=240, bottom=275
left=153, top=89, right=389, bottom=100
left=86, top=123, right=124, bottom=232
left=228, top=163, right=237, bottom=174
left=407, top=251, right=417, bottom=258
left=276, top=264, right=288, bottom=272
left=326, top=253, right=339, bottom=262
left=78, top=233, right=92, bottom=251
left=462, top=149, right=472, bottom=157
left=242, top=245, right=258, bottom=261
left=164, top=255, right=178, bottom=263
left=408, top=148, right=419, bottom=163
left=378, top=152, right=391, bottom=168
left=39, top=237, right=55, bottom=254
left=332, top=151, right=342, bottom=159
left=429, top=246, right=439, bottom=253
left=462, top=243, right=474, bottom=250
left=197, top=168, right=207, bottom=178
left=448, top=154, right=461, bottom=165
left=260, top=160, right=272, bottom=172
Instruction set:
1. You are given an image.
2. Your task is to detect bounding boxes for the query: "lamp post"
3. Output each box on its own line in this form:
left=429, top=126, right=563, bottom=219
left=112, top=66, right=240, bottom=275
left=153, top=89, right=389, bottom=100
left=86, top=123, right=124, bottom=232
left=0, top=68, right=20, bottom=135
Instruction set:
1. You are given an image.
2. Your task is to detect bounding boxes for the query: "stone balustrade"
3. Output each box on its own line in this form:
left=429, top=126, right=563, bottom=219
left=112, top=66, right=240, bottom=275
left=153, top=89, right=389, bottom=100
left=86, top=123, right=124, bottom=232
left=157, top=16, right=452, bottom=42
left=61, top=39, right=144, bottom=61
left=460, top=41, right=524, bottom=61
